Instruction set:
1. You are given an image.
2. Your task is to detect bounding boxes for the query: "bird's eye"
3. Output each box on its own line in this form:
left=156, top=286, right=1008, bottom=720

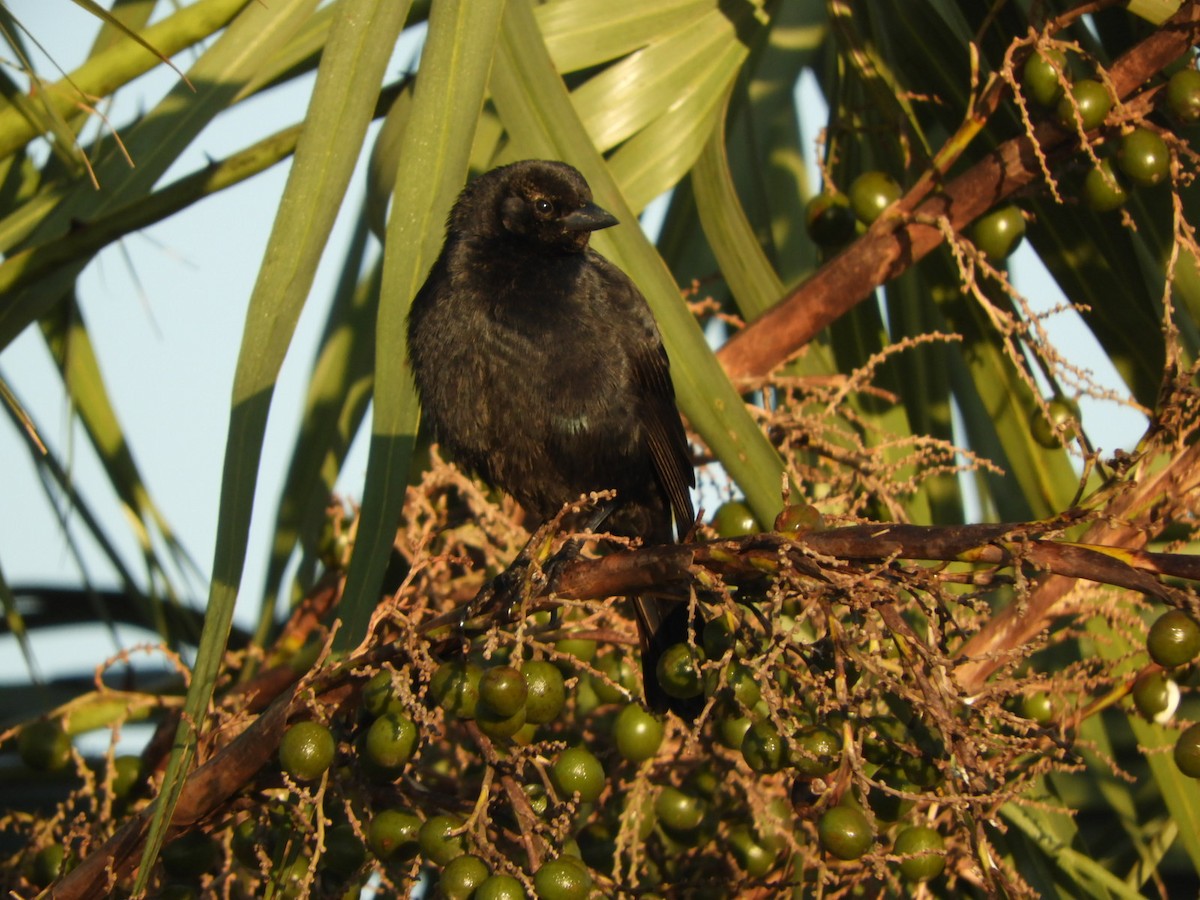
left=533, top=198, right=553, bottom=217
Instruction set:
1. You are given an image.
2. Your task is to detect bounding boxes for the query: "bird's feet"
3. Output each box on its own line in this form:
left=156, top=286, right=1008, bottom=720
left=457, top=523, right=561, bottom=632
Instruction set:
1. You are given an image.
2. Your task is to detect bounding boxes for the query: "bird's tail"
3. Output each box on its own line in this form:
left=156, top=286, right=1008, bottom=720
left=633, top=595, right=704, bottom=720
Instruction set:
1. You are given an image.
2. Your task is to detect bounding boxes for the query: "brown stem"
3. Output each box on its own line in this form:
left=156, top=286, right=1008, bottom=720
left=551, top=523, right=1185, bottom=604
left=52, top=688, right=297, bottom=899
left=715, top=0, right=1200, bottom=381
left=50, top=507, right=1200, bottom=895
left=953, top=439, right=1200, bottom=692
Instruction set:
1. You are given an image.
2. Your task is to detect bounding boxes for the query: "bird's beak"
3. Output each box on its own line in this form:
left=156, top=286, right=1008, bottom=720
left=561, top=202, right=619, bottom=233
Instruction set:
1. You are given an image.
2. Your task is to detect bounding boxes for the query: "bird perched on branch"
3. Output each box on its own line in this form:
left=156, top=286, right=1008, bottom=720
left=407, top=159, right=696, bottom=715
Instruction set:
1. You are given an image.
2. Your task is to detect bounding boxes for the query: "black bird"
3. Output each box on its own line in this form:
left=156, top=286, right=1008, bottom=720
left=406, top=159, right=696, bottom=715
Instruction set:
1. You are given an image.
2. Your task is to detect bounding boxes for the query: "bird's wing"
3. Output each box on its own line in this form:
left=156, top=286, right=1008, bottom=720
left=633, top=339, right=696, bottom=536
left=584, top=250, right=695, bottom=537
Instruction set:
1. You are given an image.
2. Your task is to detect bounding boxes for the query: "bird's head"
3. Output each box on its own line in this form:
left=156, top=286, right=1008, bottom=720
left=457, top=160, right=619, bottom=254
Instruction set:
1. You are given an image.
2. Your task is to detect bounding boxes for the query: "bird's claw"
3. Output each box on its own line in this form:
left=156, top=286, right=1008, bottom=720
left=458, top=556, right=534, bottom=635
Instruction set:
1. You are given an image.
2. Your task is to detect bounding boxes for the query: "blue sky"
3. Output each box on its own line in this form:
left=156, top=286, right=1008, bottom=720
left=1, top=6, right=392, bottom=624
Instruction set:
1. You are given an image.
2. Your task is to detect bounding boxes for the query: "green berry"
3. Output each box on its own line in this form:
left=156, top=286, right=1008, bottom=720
left=758, top=797, right=793, bottom=853
left=656, top=643, right=705, bottom=700
left=231, top=819, right=262, bottom=869
left=894, top=825, right=945, bottom=881
left=655, top=785, right=707, bottom=833
left=702, top=614, right=738, bottom=658
left=849, top=171, right=902, bottom=224
left=1031, top=396, right=1081, bottom=449
left=871, top=765, right=916, bottom=821
left=476, top=703, right=528, bottom=741
left=1023, top=48, right=1068, bottom=107
left=774, top=502, right=825, bottom=533
left=712, top=500, right=760, bottom=537
left=1166, top=69, right=1200, bottom=123
left=1021, top=691, right=1059, bottom=725
left=727, top=824, right=778, bottom=877
left=1083, top=157, right=1129, bottom=212
left=1056, top=78, right=1111, bottom=130
left=273, top=855, right=311, bottom=899
left=971, top=205, right=1026, bottom=262
left=724, top=661, right=761, bottom=710
left=431, top=660, right=483, bottom=719
left=419, top=814, right=466, bottom=866
left=552, top=746, right=606, bottom=803
left=1147, top=609, right=1200, bottom=667
left=613, top=704, right=664, bottom=762
left=362, top=670, right=400, bottom=717
left=279, top=720, right=336, bottom=782
left=522, top=660, right=567, bottom=723
left=742, top=720, right=786, bottom=773
left=1118, top=127, right=1170, bottom=187
left=368, top=809, right=422, bottom=861
left=1174, top=721, right=1200, bottom=778
left=475, top=873, right=528, bottom=899
left=29, top=843, right=65, bottom=886
left=480, top=665, right=528, bottom=718
left=805, top=192, right=858, bottom=246
left=686, top=766, right=721, bottom=800
left=789, top=724, right=842, bottom=778
left=364, top=711, right=418, bottom=771
left=553, top=637, right=597, bottom=667
left=441, top=854, right=490, bottom=899
left=592, top=653, right=638, bottom=704
left=861, top=715, right=908, bottom=765
left=573, top=675, right=601, bottom=717
left=718, top=714, right=753, bottom=750
left=1133, top=670, right=1180, bottom=722
left=110, top=754, right=141, bottom=799
left=18, top=719, right=71, bottom=772
left=817, top=805, right=873, bottom=860
left=533, top=856, right=592, bottom=900
left=321, top=823, right=366, bottom=876
left=902, top=747, right=943, bottom=789
left=523, top=782, right=550, bottom=817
